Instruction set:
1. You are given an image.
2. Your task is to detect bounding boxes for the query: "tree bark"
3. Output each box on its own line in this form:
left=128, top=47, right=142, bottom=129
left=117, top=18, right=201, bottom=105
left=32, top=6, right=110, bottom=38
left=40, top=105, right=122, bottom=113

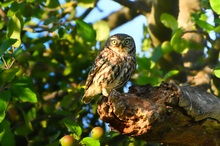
left=97, top=82, right=220, bottom=145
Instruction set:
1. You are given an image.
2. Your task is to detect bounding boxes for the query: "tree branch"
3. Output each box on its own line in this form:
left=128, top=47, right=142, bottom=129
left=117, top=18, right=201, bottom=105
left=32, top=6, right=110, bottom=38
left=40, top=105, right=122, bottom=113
left=103, top=0, right=151, bottom=30
left=113, top=0, right=152, bottom=15
left=97, top=82, right=220, bottom=145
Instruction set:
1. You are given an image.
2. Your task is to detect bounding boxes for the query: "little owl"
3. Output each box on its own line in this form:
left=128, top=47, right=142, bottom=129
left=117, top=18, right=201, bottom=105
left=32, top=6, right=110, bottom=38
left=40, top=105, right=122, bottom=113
left=82, top=33, right=136, bottom=104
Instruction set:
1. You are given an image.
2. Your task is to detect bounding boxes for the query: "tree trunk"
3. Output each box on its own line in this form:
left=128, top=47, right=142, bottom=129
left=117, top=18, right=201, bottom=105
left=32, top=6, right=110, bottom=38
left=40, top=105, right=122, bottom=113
left=97, top=82, right=220, bottom=145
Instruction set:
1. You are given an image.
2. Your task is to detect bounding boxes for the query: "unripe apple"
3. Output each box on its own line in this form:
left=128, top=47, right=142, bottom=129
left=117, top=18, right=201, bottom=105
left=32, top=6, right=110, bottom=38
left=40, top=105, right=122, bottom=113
left=161, top=41, right=172, bottom=54
left=59, top=135, right=74, bottom=146
left=91, top=127, right=104, bottom=140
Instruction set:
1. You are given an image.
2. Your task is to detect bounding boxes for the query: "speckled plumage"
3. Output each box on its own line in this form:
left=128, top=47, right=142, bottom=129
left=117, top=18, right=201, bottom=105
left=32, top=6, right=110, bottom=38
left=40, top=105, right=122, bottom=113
left=82, top=33, right=136, bottom=104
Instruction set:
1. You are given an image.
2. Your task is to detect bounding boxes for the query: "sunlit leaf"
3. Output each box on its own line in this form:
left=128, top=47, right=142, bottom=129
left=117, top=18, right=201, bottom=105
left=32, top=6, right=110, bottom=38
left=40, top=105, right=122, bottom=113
left=11, top=86, right=37, bottom=103
left=141, top=38, right=151, bottom=51
left=93, top=21, right=110, bottom=41
left=214, top=69, right=220, bottom=78
left=75, top=19, right=96, bottom=42
left=170, top=29, right=183, bottom=47
left=80, top=137, right=100, bottom=146
left=163, top=70, right=179, bottom=80
left=170, top=29, right=188, bottom=53
left=0, top=91, right=11, bottom=123
left=27, top=107, right=37, bottom=121
left=6, top=12, right=22, bottom=47
left=210, top=0, right=220, bottom=14
left=77, top=0, right=95, bottom=8
left=63, top=65, right=72, bottom=76
left=160, top=13, right=178, bottom=31
left=63, top=118, right=82, bottom=139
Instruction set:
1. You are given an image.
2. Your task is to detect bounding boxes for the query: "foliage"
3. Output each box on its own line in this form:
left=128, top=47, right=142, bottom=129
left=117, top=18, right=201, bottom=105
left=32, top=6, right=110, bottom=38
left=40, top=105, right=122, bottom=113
left=0, top=0, right=219, bottom=146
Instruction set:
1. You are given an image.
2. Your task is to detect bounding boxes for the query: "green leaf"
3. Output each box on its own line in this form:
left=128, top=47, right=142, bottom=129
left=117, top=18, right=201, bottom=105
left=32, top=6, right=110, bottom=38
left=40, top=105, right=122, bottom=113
left=12, top=76, right=34, bottom=87
left=63, top=118, right=82, bottom=139
left=195, top=19, right=214, bottom=31
left=43, top=17, right=58, bottom=25
left=27, top=43, right=45, bottom=51
left=136, top=56, right=151, bottom=70
left=1, top=1, right=13, bottom=8
left=6, top=12, right=22, bottom=47
left=163, top=70, right=179, bottom=80
left=170, top=29, right=188, bottom=53
left=214, top=25, right=220, bottom=33
left=77, top=0, right=95, bottom=8
left=210, top=0, right=220, bottom=14
left=214, top=69, right=220, bottom=78
left=170, top=29, right=183, bottom=47
left=46, top=0, right=60, bottom=8
left=0, top=67, right=19, bottom=84
left=0, top=39, right=17, bottom=56
left=27, top=107, right=37, bottom=121
left=93, top=21, right=110, bottom=41
left=11, top=86, right=37, bottom=103
left=160, top=13, right=178, bottom=31
left=14, top=107, right=33, bottom=137
left=0, top=91, right=11, bottom=123
left=58, top=27, right=66, bottom=38
left=80, top=137, right=100, bottom=146
left=14, top=123, right=32, bottom=137
left=0, top=120, right=15, bottom=146
left=75, top=19, right=96, bottom=42
left=152, top=46, right=163, bottom=62
left=6, top=2, right=21, bottom=16
left=173, top=38, right=188, bottom=53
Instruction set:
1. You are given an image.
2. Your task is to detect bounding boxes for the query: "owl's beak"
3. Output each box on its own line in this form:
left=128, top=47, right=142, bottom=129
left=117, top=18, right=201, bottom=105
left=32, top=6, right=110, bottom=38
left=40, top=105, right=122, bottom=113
left=119, top=43, right=123, bottom=49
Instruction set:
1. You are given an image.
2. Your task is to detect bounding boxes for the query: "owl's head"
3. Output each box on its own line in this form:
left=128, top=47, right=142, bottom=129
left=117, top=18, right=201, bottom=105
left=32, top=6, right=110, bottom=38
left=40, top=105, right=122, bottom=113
left=106, top=33, right=136, bottom=55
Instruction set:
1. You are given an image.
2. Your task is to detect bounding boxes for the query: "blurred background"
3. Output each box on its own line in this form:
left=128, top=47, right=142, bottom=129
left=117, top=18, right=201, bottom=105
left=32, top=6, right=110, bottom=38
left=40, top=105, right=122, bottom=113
left=0, top=0, right=220, bottom=145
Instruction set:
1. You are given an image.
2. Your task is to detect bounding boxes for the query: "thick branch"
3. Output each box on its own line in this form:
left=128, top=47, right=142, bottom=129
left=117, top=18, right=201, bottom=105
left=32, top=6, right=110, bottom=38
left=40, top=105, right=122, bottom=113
left=103, top=0, right=151, bottom=30
left=113, top=0, right=151, bottom=15
left=97, top=82, right=220, bottom=145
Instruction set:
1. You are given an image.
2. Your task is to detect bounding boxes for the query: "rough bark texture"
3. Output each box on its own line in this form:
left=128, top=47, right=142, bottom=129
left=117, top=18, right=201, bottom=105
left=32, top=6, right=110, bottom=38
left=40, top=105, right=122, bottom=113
left=97, top=82, right=220, bottom=145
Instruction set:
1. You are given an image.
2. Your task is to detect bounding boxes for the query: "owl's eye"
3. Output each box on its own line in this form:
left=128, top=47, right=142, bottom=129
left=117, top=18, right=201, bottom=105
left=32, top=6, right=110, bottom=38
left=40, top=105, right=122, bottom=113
left=124, top=39, right=131, bottom=45
left=111, top=39, right=117, bottom=45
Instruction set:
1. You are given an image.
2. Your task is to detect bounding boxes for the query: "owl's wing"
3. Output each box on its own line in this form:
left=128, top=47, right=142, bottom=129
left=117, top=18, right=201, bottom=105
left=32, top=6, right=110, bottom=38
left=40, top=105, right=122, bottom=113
left=85, top=50, right=108, bottom=90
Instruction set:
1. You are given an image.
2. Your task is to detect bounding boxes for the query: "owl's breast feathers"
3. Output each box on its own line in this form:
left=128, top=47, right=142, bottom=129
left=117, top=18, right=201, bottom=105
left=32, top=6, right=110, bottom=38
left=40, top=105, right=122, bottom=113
left=94, top=48, right=134, bottom=87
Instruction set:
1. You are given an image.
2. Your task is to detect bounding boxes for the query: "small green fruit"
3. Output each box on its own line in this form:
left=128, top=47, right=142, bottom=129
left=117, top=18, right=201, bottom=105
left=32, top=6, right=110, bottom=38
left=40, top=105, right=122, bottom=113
left=161, top=41, right=172, bottom=54
left=91, top=127, right=104, bottom=140
left=59, top=135, right=74, bottom=146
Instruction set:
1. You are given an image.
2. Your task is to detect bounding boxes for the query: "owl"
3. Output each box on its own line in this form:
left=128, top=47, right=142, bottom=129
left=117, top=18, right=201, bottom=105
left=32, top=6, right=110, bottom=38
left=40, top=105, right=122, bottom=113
left=82, top=33, right=136, bottom=104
